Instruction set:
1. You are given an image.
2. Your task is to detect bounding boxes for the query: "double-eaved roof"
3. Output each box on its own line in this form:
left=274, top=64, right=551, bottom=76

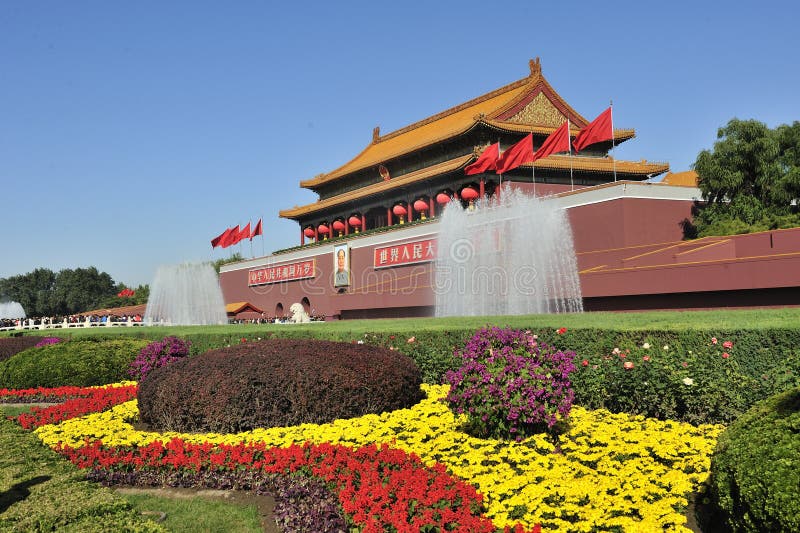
left=280, top=58, right=666, bottom=220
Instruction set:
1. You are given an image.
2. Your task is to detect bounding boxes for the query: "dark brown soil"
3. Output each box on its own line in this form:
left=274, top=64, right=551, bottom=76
left=114, top=486, right=280, bottom=533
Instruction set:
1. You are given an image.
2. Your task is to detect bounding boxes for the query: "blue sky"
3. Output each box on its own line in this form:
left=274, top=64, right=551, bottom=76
left=2, top=1, right=798, bottom=287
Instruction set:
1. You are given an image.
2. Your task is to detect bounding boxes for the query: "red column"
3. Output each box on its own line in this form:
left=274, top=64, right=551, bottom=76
left=361, top=214, right=366, bottom=231
left=387, top=207, right=393, bottom=226
left=345, top=219, right=349, bottom=235
left=301, top=227, right=305, bottom=246
left=314, top=227, right=319, bottom=243
left=429, top=198, right=435, bottom=218
left=480, top=178, right=485, bottom=200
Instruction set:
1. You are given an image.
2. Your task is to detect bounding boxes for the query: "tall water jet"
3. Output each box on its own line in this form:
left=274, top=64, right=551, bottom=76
left=0, top=301, right=26, bottom=319
left=144, top=262, right=227, bottom=325
left=435, top=187, right=583, bottom=317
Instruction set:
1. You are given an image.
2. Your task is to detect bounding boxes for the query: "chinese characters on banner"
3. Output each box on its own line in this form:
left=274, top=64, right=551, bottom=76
left=248, top=259, right=315, bottom=286
left=374, top=238, right=437, bottom=269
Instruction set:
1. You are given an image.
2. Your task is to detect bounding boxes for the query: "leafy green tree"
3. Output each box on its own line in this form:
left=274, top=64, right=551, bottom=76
left=0, top=269, right=55, bottom=317
left=47, top=267, right=116, bottom=315
left=692, top=119, right=800, bottom=236
left=212, top=252, right=243, bottom=274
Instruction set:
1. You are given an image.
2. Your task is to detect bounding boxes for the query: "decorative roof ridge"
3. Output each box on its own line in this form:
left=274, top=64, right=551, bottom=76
left=371, top=77, right=531, bottom=145
left=300, top=121, right=484, bottom=188
left=487, top=62, right=589, bottom=128
left=481, top=117, right=635, bottom=137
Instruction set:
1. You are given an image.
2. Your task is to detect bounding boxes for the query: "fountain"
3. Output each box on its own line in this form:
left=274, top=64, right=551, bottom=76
left=0, top=301, right=26, bottom=319
left=435, top=187, right=583, bottom=317
left=144, top=262, right=227, bottom=325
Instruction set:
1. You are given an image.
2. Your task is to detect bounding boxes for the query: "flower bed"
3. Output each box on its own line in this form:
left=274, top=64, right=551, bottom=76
left=6, top=383, right=722, bottom=532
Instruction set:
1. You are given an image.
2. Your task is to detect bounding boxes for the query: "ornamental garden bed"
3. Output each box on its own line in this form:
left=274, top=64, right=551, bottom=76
left=2, top=321, right=798, bottom=532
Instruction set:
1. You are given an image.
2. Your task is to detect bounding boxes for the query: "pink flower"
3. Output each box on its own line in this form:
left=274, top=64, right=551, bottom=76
left=619, top=353, right=627, bottom=359
left=723, top=340, right=733, bottom=349
left=722, top=352, right=730, bottom=359
left=682, top=361, right=688, bottom=368
left=612, top=348, right=621, bottom=355
left=407, top=336, right=416, bottom=343
left=623, top=361, right=634, bottom=370
left=581, top=359, right=589, bottom=367
left=642, top=355, right=650, bottom=362
left=711, top=337, right=718, bottom=345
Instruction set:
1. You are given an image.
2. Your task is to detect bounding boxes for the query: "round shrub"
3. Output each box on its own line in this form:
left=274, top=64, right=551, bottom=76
left=700, top=386, right=800, bottom=532
left=0, top=338, right=149, bottom=388
left=445, top=327, right=576, bottom=440
left=128, top=336, right=191, bottom=382
left=137, top=338, right=425, bottom=433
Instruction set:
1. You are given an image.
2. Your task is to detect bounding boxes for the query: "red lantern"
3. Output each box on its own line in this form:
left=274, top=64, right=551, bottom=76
left=318, top=224, right=329, bottom=235
left=460, top=187, right=479, bottom=201
left=392, top=204, right=407, bottom=216
left=436, top=192, right=451, bottom=205
left=332, top=220, right=345, bottom=233
left=348, top=216, right=362, bottom=227
left=303, top=227, right=315, bottom=238
left=413, top=199, right=428, bottom=213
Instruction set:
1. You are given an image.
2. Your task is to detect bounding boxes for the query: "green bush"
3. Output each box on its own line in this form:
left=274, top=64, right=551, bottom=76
left=137, top=338, right=424, bottom=433
left=0, top=338, right=148, bottom=388
left=700, top=386, right=800, bottom=532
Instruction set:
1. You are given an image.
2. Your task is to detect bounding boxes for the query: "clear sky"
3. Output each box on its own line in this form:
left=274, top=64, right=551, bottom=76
left=2, top=1, right=798, bottom=287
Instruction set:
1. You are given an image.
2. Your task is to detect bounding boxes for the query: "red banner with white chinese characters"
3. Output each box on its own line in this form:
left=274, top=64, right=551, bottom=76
left=248, top=259, right=316, bottom=286
left=374, top=238, right=437, bottom=269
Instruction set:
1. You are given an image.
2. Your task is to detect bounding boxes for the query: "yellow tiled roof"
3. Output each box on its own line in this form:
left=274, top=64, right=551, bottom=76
left=519, top=155, right=669, bottom=175
left=281, top=155, right=473, bottom=219
left=225, top=301, right=264, bottom=314
left=661, top=170, right=699, bottom=187
left=482, top=118, right=635, bottom=143
left=281, top=154, right=667, bottom=220
left=300, top=59, right=618, bottom=189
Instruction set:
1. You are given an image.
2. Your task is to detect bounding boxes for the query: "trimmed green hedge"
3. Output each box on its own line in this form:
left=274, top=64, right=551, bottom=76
left=0, top=338, right=148, bottom=388
left=6, top=326, right=800, bottom=425
left=700, top=386, right=800, bottom=532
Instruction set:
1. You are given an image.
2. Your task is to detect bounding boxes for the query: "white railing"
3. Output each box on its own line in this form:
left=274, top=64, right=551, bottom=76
left=0, top=318, right=145, bottom=332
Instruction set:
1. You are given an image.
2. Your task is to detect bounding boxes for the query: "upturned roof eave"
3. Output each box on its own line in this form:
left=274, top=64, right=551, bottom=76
left=282, top=154, right=474, bottom=220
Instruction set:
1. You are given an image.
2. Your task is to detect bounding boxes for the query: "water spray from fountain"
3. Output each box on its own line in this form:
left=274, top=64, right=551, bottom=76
left=0, top=301, right=26, bottom=319
left=435, top=187, right=583, bottom=317
left=144, top=263, right=227, bottom=325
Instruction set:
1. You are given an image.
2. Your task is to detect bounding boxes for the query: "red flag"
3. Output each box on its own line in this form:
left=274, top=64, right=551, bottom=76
left=465, top=143, right=499, bottom=175
left=211, top=229, right=228, bottom=248
left=250, top=218, right=262, bottom=239
left=238, top=222, right=251, bottom=245
left=496, top=134, right=534, bottom=174
left=220, top=225, right=239, bottom=248
left=572, top=107, right=613, bottom=152
left=532, top=121, right=571, bottom=162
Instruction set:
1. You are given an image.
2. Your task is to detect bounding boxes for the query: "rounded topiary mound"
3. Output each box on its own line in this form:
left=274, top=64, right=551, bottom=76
left=700, top=386, right=800, bottom=532
left=137, top=338, right=425, bottom=433
left=0, top=338, right=149, bottom=388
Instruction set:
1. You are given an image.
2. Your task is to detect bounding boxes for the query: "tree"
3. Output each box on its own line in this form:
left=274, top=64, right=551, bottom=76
left=212, top=252, right=244, bottom=274
left=0, top=268, right=56, bottom=317
left=691, top=119, right=800, bottom=236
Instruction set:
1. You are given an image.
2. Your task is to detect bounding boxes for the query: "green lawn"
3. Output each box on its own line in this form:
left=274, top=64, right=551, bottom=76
left=7, top=307, right=800, bottom=341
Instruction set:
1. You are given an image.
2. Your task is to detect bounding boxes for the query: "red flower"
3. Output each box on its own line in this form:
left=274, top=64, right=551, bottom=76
left=581, top=359, right=589, bottom=367
left=642, top=355, right=650, bottom=362
left=722, top=352, right=730, bottom=359
left=556, top=327, right=567, bottom=335
left=722, top=340, right=733, bottom=349
left=623, top=361, right=634, bottom=370
left=240, top=338, right=247, bottom=343
left=711, top=337, right=718, bottom=345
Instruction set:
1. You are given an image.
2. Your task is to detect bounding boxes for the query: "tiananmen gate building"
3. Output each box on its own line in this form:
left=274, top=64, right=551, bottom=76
left=218, top=58, right=800, bottom=320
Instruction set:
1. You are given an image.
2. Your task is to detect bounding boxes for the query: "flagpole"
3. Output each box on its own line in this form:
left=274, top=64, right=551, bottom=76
left=261, top=215, right=265, bottom=257
left=610, top=100, right=617, bottom=182
left=532, top=163, right=536, bottom=197
left=568, top=119, right=574, bottom=191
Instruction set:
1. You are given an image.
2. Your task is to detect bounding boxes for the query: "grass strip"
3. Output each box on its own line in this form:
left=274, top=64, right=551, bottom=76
left=0, top=411, right=164, bottom=532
